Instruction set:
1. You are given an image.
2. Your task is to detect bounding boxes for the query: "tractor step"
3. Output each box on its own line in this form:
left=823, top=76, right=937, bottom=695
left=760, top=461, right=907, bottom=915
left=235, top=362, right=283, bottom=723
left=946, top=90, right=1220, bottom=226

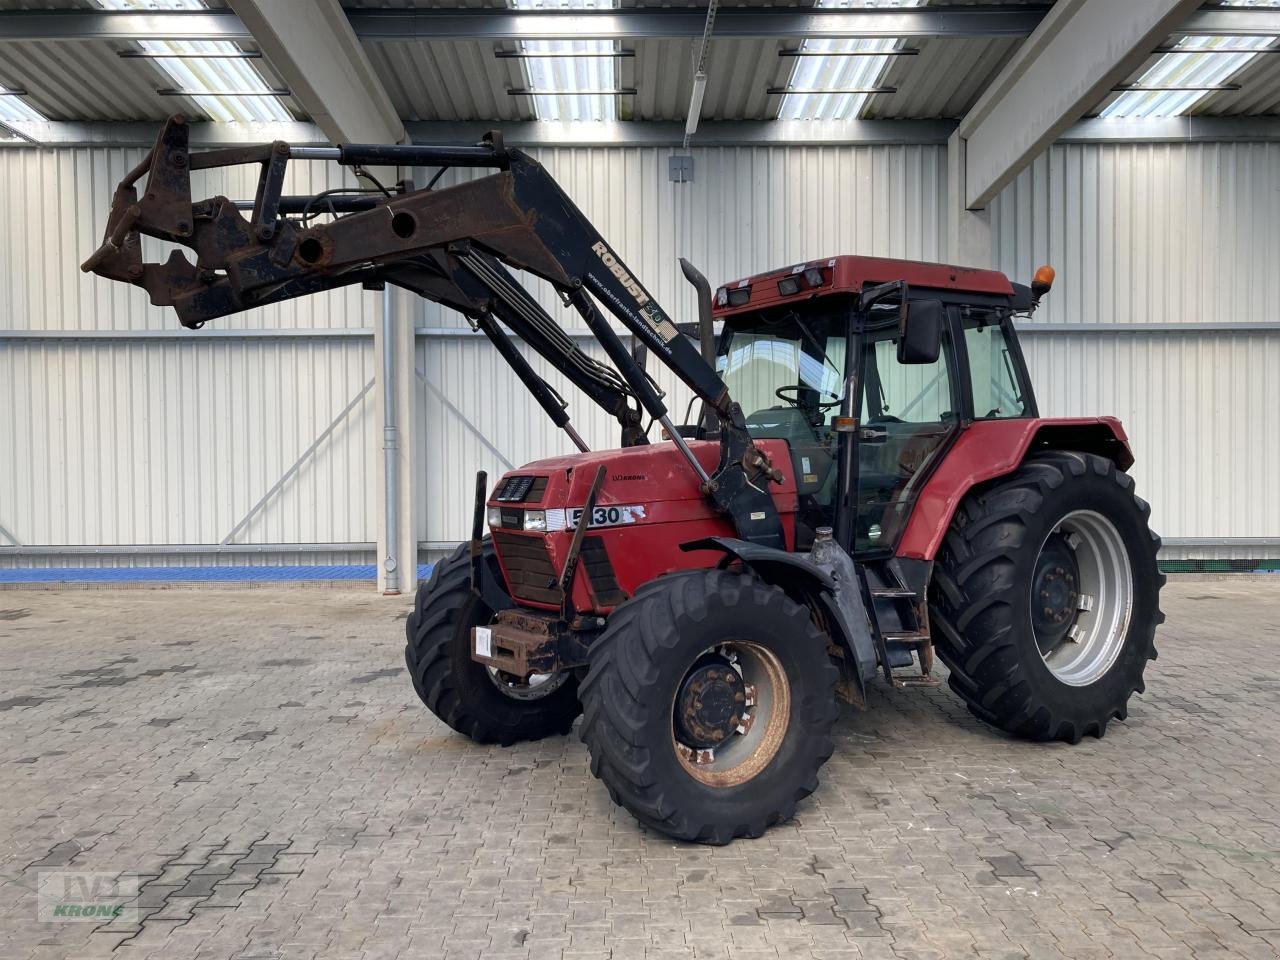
left=881, top=630, right=930, bottom=645
left=870, top=587, right=916, bottom=599
left=892, top=673, right=940, bottom=689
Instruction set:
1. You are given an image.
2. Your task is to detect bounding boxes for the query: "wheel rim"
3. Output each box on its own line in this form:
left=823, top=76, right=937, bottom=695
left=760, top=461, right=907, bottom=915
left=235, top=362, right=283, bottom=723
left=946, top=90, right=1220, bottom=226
left=671, top=642, right=791, bottom=787
left=485, top=666, right=570, bottom=701
left=1030, top=509, right=1134, bottom=686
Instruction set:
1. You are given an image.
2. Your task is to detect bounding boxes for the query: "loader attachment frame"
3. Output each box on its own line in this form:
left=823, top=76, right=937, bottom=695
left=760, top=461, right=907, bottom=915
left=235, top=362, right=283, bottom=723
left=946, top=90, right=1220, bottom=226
left=82, top=116, right=786, bottom=549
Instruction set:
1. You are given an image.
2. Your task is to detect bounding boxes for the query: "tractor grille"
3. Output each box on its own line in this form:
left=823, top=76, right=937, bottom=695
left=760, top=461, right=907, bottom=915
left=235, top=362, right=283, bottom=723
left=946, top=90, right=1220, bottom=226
left=493, top=475, right=548, bottom=504
left=580, top=536, right=627, bottom=607
left=492, top=530, right=563, bottom=605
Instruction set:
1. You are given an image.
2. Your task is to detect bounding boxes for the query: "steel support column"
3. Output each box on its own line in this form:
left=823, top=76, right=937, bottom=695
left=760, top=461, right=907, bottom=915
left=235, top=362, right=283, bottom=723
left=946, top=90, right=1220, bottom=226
left=375, top=284, right=419, bottom=595
left=956, top=0, right=1203, bottom=211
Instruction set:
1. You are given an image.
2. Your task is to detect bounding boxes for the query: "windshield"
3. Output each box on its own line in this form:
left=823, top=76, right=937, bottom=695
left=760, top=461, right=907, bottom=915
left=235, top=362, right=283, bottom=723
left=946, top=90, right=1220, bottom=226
left=716, top=310, right=847, bottom=424
left=715, top=309, right=848, bottom=546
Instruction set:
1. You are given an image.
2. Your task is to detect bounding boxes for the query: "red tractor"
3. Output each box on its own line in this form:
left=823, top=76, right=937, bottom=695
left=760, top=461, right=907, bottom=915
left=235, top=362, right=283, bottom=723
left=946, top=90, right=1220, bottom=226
left=85, top=117, right=1163, bottom=844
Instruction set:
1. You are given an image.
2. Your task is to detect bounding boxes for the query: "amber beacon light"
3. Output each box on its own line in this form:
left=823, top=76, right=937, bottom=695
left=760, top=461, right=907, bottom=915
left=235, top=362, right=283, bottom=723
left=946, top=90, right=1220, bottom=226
left=1031, top=264, right=1056, bottom=305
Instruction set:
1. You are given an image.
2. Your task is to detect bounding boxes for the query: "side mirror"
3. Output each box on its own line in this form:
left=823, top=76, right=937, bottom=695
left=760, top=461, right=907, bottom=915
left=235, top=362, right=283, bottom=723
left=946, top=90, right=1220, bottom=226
left=898, top=299, right=943, bottom=364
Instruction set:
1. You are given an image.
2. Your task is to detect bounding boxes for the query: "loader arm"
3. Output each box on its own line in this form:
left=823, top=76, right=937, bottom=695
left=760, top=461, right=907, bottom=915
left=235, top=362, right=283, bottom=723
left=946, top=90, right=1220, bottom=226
left=81, top=115, right=786, bottom=549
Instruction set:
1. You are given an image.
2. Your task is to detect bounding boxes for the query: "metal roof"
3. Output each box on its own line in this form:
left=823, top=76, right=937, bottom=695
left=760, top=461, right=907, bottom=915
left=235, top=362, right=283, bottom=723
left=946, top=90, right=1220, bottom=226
left=1193, top=42, right=1280, bottom=114
left=365, top=38, right=530, bottom=121
left=0, top=0, right=1276, bottom=131
left=1096, top=1, right=1280, bottom=119
left=0, top=0, right=303, bottom=122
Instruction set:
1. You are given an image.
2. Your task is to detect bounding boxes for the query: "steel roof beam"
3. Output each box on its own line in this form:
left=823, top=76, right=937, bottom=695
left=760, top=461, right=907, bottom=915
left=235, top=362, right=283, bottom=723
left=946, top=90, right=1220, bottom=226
left=9, top=116, right=1280, bottom=150
left=6, top=4, right=1280, bottom=43
left=5, top=4, right=1278, bottom=43
left=1173, top=6, right=1280, bottom=37
left=0, top=10, right=246, bottom=42
left=347, top=6, right=1050, bottom=41
left=0, top=6, right=1049, bottom=43
left=957, top=0, right=1204, bottom=212
left=227, top=0, right=404, bottom=145
left=0, top=118, right=959, bottom=148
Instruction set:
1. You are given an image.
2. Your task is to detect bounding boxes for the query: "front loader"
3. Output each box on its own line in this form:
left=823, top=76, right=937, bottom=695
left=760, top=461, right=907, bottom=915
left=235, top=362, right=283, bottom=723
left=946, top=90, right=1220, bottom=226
left=84, top=116, right=1164, bottom=844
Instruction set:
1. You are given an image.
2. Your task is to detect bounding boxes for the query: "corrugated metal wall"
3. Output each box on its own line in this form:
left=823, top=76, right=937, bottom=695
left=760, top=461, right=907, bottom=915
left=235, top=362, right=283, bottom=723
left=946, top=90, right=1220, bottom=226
left=0, top=147, right=379, bottom=567
left=993, top=142, right=1280, bottom=558
left=2, top=139, right=1274, bottom=567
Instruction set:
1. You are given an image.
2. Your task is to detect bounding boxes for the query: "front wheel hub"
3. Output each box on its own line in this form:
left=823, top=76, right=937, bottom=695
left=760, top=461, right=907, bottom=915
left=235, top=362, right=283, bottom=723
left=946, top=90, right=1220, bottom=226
left=674, top=655, right=745, bottom=749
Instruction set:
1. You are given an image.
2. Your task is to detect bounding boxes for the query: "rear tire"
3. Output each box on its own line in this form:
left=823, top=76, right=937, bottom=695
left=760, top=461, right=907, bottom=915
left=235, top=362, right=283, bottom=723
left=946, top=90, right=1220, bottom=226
left=579, top=569, right=839, bottom=844
left=929, top=451, right=1164, bottom=744
left=404, top=541, right=581, bottom=746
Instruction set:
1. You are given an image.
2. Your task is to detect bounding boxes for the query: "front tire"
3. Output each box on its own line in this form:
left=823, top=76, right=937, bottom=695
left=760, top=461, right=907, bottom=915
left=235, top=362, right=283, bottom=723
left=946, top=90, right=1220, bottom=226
left=929, top=451, right=1164, bottom=744
left=579, top=569, right=839, bottom=844
left=404, top=541, right=581, bottom=746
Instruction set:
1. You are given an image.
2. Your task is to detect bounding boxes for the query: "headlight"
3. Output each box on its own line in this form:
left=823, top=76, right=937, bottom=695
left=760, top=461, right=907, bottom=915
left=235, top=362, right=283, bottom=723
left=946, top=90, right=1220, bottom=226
left=487, top=507, right=502, bottom=528
left=523, top=510, right=547, bottom=532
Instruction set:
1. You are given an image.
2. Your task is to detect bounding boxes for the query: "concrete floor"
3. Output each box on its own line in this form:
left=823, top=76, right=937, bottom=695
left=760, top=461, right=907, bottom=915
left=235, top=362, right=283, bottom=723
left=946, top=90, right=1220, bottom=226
left=1, top=579, right=1278, bottom=960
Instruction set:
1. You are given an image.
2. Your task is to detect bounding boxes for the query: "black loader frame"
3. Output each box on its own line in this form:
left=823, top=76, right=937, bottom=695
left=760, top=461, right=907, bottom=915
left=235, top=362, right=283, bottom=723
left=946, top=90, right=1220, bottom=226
left=82, top=116, right=785, bottom=549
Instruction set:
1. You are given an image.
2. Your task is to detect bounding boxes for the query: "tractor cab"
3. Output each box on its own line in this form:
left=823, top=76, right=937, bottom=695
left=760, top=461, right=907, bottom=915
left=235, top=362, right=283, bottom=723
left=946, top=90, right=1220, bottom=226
left=712, top=255, right=1039, bottom=555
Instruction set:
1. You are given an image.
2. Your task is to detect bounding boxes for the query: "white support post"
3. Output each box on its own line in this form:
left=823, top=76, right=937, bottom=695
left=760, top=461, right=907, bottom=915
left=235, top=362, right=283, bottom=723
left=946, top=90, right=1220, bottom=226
left=374, top=282, right=419, bottom=595
left=946, top=131, right=993, bottom=269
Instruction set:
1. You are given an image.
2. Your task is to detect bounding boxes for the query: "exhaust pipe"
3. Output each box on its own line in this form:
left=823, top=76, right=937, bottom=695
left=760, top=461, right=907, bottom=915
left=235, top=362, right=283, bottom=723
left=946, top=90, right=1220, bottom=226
left=678, top=258, right=718, bottom=436
left=678, top=257, right=716, bottom=364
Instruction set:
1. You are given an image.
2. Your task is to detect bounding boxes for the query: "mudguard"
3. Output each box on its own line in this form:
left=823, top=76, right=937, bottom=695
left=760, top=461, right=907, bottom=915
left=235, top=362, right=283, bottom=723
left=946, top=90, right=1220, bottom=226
left=681, top=536, right=880, bottom=697
left=898, top=417, right=1134, bottom=561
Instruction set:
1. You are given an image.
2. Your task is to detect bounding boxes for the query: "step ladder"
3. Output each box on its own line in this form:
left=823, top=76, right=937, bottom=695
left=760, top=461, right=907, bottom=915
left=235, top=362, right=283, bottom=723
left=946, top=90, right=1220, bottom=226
left=864, top=561, right=937, bottom=688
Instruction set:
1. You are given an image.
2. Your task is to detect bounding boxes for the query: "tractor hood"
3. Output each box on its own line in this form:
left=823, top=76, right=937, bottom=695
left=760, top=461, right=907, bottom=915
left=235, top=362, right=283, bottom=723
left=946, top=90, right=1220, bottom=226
left=485, top=439, right=799, bottom=613
left=503, top=438, right=797, bottom=511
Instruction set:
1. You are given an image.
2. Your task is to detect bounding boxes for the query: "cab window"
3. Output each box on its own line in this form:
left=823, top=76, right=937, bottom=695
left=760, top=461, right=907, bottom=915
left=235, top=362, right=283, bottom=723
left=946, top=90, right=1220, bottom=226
left=964, top=317, right=1030, bottom=419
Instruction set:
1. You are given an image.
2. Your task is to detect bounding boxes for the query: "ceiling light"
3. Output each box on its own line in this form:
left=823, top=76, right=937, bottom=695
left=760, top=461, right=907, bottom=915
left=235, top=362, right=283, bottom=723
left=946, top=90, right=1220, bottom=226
left=0, top=89, right=47, bottom=124
left=96, top=0, right=293, bottom=123
left=777, top=0, right=923, bottom=121
left=1103, top=0, right=1280, bottom=118
left=510, top=0, right=620, bottom=122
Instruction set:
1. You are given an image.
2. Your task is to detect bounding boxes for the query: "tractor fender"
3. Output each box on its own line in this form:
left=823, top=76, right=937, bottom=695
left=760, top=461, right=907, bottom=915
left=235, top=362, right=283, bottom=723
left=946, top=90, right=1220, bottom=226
left=898, top=416, right=1134, bottom=561
left=681, top=536, right=878, bottom=698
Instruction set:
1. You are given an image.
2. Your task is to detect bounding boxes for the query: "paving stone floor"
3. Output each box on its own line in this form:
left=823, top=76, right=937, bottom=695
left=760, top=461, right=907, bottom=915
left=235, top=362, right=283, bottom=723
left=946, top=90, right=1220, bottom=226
left=1, top=578, right=1278, bottom=959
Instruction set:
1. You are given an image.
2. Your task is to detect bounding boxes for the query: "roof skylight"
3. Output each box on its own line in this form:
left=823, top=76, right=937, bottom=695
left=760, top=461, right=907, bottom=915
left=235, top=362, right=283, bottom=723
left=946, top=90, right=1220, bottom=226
left=778, top=0, right=923, bottom=121
left=1103, top=0, right=1280, bottom=119
left=95, top=0, right=293, bottom=123
left=0, top=90, right=47, bottom=125
left=511, top=0, right=619, bottom=122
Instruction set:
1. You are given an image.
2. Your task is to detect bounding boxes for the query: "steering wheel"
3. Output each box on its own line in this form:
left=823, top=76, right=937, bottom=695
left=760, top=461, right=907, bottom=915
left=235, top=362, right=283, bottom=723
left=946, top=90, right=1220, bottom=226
left=775, top=385, right=841, bottom=410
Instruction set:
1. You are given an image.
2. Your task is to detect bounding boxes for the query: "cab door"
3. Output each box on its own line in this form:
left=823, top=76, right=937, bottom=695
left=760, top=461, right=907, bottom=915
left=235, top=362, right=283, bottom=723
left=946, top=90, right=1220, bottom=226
left=852, top=307, right=963, bottom=554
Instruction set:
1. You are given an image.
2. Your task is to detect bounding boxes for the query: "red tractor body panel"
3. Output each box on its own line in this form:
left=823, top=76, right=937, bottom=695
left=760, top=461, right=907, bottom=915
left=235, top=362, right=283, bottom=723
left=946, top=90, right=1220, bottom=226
left=488, top=439, right=799, bottom=614
left=713, top=255, right=1015, bottom=320
left=489, top=417, right=1133, bottom=612
left=896, top=416, right=1133, bottom=560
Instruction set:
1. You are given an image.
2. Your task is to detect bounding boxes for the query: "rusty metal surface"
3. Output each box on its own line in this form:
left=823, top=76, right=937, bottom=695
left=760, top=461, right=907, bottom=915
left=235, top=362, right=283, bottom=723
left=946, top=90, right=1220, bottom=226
left=79, top=115, right=571, bottom=330
left=471, top=608, right=564, bottom=679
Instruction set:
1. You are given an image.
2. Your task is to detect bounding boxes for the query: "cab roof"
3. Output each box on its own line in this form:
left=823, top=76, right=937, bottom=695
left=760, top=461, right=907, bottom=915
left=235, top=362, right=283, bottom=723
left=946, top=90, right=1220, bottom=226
left=712, top=255, right=1016, bottom=319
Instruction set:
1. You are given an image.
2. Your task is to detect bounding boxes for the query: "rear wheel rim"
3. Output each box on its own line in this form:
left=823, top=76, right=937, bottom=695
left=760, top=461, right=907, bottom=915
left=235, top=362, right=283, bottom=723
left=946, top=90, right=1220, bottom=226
left=1030, top=509, right=1134, bottom=686
left=671, top=642, right=791, bottom=787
